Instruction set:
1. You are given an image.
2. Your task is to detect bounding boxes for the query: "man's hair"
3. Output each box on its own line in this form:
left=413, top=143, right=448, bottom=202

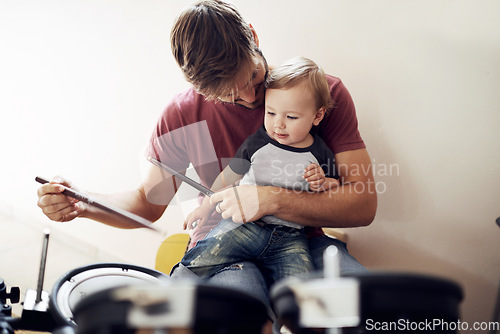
left=171, top=0, right=257, bottom=100
left=265, top=57, right=332, bottom=111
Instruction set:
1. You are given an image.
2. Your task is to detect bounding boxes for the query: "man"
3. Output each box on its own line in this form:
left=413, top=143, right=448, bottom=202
left=37, top=0, right=377, bottom=330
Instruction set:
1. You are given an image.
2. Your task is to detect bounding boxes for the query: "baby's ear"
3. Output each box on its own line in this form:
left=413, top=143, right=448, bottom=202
left=313, top=107, right=326, bottom=126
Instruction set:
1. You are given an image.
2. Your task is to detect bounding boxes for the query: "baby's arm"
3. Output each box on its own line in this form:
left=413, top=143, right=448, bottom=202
left=183, top=196, right=214, bottom=229
left=303, top=162, right=340, bottom=192
left=183, top=165, right=243, bottom=229
left=211, top=165, right=243, bottom=191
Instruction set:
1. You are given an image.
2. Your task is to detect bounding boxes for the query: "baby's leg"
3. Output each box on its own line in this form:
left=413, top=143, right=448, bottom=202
left=260, top=227, right=314, bottom=283
left=181, top=221, right=267, bottom=278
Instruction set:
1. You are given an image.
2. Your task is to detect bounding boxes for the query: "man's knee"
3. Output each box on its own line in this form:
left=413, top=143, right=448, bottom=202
left=309, top=235, right=366, bottom=273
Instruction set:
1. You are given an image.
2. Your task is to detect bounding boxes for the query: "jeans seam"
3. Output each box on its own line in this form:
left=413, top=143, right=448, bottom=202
left=256, top=226, right=280, bottom=259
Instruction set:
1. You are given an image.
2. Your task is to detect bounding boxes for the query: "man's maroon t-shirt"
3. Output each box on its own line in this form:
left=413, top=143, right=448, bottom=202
left=148, top=75, right=365, bottom=246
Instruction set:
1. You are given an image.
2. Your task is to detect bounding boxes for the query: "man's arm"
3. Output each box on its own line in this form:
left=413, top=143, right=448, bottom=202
left=36, top=163, right=179, bottom=228
left=210, top=148, right=377, bottom=228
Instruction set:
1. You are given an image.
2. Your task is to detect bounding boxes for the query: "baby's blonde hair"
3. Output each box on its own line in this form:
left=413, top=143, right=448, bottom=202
left=265, top=57, right=332, bottom=111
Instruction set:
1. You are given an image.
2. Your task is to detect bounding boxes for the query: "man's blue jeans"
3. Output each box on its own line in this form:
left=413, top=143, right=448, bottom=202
left=180, top=220, right=314, bottom=284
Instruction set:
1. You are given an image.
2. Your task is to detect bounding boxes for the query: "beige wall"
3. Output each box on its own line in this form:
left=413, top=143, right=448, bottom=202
left=1, top=0, right=499, bottom=328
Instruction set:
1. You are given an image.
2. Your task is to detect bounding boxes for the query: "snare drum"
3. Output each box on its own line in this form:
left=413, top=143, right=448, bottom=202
left=49, top=263, right=168, bottom=328
left=271, top=271, right=463, bottom=334
left=72, top=282, right=271, bottom=334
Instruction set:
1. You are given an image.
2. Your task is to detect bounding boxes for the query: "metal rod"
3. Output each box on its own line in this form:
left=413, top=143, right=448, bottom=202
left=36, top=229, right=50, bottom=303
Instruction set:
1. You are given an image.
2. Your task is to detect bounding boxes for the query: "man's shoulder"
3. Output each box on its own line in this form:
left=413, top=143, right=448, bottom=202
left=170, top=87, right=207, bottom=109
left=326, top=74, right=347, bottom=93
left=326, top=74, right=341, bottom=85
left=160, top=87, right=225, bottom=122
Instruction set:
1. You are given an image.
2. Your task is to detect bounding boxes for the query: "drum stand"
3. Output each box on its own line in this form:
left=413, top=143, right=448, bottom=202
left=1, top=228, right=270, bottom=334
left=0, top=230, right=61, bottom=333
left=490, top=217, right=500, bottom=334
left=272, top=246, right=360, bottom=334
left=271, top=245, right=466, bottom=334
left=1, top=278, right=20, bottom=334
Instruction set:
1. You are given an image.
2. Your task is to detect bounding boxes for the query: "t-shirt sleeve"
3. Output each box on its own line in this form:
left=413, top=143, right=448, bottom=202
left=228, top=138, right=252, bottom=175
left=311, top=137, right=338, bottom=179
left=315, top=77, right=366, bottom=154
left=146, top=100, right=191, bottom=172
left=228, top=130, right=267, bottom=175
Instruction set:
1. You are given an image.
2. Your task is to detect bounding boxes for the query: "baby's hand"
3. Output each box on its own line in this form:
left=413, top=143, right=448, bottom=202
left=303, top=163, right=326, bottom=192
left=183, top=197, right=215, bottom=230
left=303, top=163, right=340, bottom=192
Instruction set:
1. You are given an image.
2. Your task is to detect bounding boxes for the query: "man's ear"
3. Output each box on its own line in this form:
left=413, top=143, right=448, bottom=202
left=249, top=23, right=259, bottom=47
left=313, top=107, right=326, bottom=126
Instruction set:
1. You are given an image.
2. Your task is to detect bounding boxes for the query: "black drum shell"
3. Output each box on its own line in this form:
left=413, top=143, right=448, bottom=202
left=72, top=283, right=271, bottom=334
left=271, top=271, right=463, bottom=334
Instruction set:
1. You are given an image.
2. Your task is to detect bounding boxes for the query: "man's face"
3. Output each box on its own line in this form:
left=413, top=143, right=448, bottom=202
left=217, top=54, right=268, bottom=109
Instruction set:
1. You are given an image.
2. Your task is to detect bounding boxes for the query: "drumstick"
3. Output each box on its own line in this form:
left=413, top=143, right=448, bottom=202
left=147, top=157, right=215, bottom=196
left=148, top=157, right=222, bottom=228
left=35, top=176, right=161, bottom=233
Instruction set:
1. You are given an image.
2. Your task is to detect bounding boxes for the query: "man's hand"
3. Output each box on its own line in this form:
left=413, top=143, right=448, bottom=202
left=36, top=176, right=86, bottom=222
left=210, top=185, right=266, bottom=223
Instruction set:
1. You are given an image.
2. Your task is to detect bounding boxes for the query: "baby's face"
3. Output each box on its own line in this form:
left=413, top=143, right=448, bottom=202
left=264, top=81, right=323, bottom=148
